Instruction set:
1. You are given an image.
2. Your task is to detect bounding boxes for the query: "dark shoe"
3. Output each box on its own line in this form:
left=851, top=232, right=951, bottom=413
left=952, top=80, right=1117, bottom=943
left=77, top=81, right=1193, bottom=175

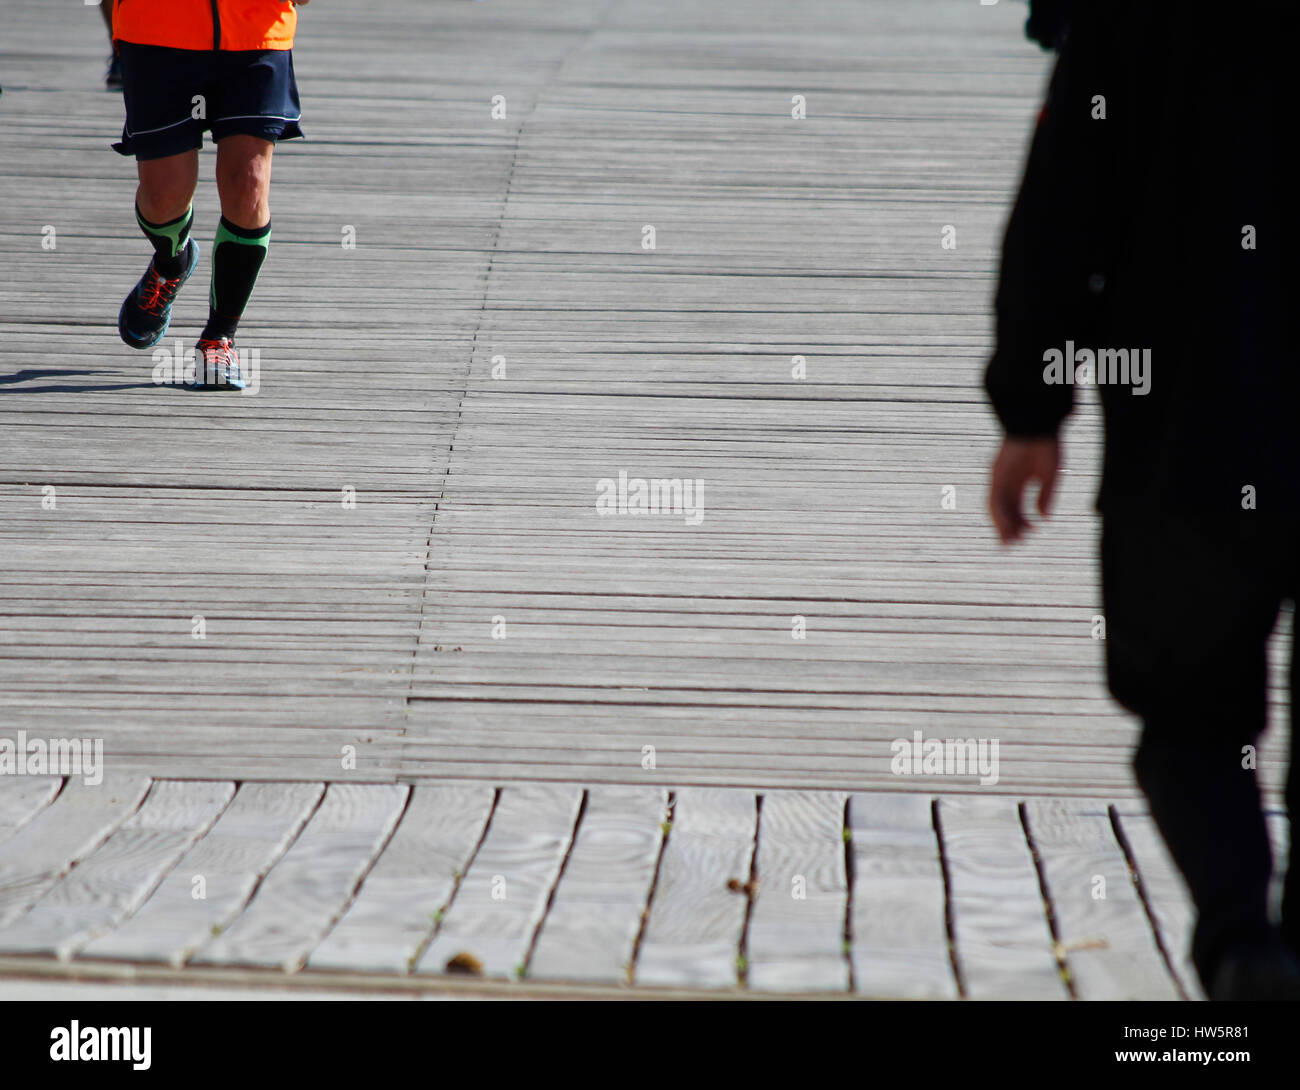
left=118, top=239, right=199, bottom=349
left=1210, top=936, right=1300, bottom=1001
left=191, top=337, right=247, bottom=391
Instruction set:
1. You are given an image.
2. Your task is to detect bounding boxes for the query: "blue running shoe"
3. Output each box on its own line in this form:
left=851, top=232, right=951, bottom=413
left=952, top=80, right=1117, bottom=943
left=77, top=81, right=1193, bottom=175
left=191, top=337, right=248, bottom=391
left=118, top=238, right=199, bottom=350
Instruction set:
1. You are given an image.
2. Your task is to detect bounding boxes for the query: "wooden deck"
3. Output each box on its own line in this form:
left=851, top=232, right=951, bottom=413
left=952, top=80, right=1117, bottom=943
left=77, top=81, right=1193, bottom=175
left=7, top=773, right=1287, bottom=999
left=0, top=0, right=1292, bottom=998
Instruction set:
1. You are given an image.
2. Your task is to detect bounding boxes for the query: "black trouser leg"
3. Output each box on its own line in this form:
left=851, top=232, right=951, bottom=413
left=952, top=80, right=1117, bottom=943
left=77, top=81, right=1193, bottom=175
left=1133, top=720, right=1273, bottom=983
left=1102, top=513, right=1286, bottom=990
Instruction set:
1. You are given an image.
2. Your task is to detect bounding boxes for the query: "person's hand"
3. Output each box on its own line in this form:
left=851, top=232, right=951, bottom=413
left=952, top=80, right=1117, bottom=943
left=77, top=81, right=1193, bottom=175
left=988, top=436, right=1062, bottom=545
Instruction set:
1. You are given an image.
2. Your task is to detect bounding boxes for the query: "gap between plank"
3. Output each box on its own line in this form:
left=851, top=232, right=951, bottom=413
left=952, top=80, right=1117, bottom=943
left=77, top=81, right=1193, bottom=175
left=931, top=798, right=967, bottom=999
left=1108, top=804, right=1189, bottom=1002
left=405, top=787, right=501, bottom=975
left=627, top=790, right=674, bottom=984
left=520, top=788, right=588, bottom=979
left=736, top=794, right=762, bottom=988
left=1018, top=801, right=1077, bottom=1000
left=841, top=795, right=854, bottom=992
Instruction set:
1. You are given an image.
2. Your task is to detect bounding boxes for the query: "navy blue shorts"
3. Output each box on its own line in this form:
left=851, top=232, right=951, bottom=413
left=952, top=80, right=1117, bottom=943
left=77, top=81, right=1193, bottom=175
left=113, top=42, right=303, bottom=160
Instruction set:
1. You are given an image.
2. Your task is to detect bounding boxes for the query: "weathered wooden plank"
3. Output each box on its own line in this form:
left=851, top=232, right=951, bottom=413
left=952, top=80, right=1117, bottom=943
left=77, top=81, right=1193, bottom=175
left=635, top=788, right=756, bottom=988
left=939, top=796, right=1067, bottom=1000
left=528, top=785, right=667, bottom=983
left=80, top=781, right=325, bottom=966
left=0, top=775, right=151, bottom=928
left=847, top=793, right=956, bottom=998
left=417, top=784, right=583, bottom=979
left=192, top=784, right=408, bottom=971
left=746, top=790, right=849, bottom=992
left=0, top=780, right=234, bottom=959
left=1114, top=808, right=1203, bottom=1000
left=1023, top=799, right=1179, bottom=1000
left=308, top=784, right=495, bottom=973
left=0, top=776, right=62, bottom=846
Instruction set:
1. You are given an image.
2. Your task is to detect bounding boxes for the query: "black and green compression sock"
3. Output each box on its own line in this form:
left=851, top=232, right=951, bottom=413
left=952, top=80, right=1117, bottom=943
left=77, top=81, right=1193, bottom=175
left=202, top=216, right=271, bottom=341
left=136, top=204, right=193, bottom=278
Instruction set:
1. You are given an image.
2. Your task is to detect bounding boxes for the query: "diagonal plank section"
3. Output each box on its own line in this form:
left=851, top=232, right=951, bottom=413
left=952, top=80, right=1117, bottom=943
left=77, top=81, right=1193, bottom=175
left=0, top=780, right=234, bottom=959
left=80, top=782, right=325, bottom=966
left=1023, top=799, right=1179, bottom=1000
left=0, top=776, right=62, bottom=846
left=192, top=784, right=408, bottom=972
left=1113, top=807, right=1202, bottom=1000
left=848, top=793, right=956, bottom=998
left=308, top=785, right=495, bottom=973
left=0, top=775, right=151, bottom=928
left=635, top=787, right=756, bottom=989
left=747, top=790, right=849, bottom=992
left=417, top=784, right=583, bottom=979
left=939, top=796, right=1067, bottom=999
left=528, top=785, right=667, bottom=983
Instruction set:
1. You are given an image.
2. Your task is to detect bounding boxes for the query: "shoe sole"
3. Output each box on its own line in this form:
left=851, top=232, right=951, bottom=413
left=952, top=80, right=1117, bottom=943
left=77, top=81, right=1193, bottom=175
left=186, top=380, right=247, bottom=392
left=118, top=240, right=200, bottom=350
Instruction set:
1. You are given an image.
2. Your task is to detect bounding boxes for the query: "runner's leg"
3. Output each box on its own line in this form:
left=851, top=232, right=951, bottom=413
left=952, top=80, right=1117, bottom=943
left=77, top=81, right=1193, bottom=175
left=203, top=134, right=273, bottom=341
left=136, top=150, right=198, bottom=277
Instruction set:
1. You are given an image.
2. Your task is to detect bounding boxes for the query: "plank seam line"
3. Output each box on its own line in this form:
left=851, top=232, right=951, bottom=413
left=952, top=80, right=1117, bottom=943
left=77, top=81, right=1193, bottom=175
left=520, top=788, right=587, bottom=980
left=736, top=794, right=761, bottom=989
left=841, top=795, right=854, bottom=993
left=4, top=774, right=67, bottom=843
left=930, top=799, right=966, bottom=999
left=293, top=784, right=414, bottom=973
left=405, top=786, right=501, bottom=974
left=1108, top=805, right=1189, bottom=1002
left=405, top=697, right=1108, bottom=712
left=401, top=5, right=616, bottom=719
left=0, top=483, right=434, bottom=493
left=627, top=790, right=673, bottom=985
left=394, top=774, right=1139, bottom=802
left=1018, top=802, right=1076, bottom=1000
left=401, top=146, right=517, bottom=709
left=174, top=781, right=329, bottom=968
left=408, top=684, right=1111, bottom=697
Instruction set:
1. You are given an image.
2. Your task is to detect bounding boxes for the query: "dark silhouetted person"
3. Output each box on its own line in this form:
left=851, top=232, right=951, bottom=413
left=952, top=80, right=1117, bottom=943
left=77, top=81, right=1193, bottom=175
left=985, top=0, right=1300, bottom=1000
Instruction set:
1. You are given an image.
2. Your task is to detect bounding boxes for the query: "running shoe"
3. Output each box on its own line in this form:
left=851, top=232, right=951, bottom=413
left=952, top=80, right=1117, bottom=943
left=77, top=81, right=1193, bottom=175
left=117, top=238, right=199, bottom=349
left=191, top=336, right=247, bottom=391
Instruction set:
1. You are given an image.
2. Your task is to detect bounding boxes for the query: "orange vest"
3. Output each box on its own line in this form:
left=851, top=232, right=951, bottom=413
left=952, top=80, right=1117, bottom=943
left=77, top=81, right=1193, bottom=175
left=112, top=0, right=297, bottom=52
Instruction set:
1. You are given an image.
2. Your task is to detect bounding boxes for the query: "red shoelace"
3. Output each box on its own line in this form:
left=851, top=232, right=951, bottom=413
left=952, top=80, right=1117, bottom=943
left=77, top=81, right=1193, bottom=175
left=138, top=267, right=181, bottom=313
left=196, top=338, right=237, bottom=364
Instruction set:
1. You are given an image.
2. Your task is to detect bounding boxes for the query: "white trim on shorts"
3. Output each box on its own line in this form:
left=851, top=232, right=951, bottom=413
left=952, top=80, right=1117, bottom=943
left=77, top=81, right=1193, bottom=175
left=125, top=113, right=301, bottom=139
left=211, top=113, right=302, bottom=124
left=122, top=115, right=196, bottom=139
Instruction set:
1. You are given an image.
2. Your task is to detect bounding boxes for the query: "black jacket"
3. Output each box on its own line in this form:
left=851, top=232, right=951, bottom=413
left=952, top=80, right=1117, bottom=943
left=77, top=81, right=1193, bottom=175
left=985, top=1, right=1300, bottom=518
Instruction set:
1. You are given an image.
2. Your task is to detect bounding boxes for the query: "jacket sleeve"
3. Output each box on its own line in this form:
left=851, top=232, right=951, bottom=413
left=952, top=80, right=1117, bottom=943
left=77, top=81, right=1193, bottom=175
left=984, top=17, right=1108, bottom=439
